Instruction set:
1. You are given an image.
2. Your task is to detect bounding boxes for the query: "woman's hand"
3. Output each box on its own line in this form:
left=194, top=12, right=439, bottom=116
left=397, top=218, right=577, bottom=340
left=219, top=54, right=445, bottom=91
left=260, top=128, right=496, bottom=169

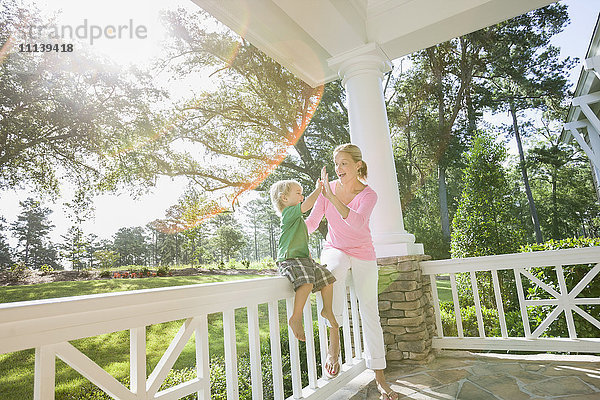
left=320, top=166, right=334, bottom=200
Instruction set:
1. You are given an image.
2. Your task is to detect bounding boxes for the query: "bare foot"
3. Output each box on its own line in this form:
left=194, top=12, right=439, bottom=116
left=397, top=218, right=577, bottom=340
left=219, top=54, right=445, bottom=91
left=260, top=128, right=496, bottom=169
left=288, top=317, right=306, bottom=341
left=320, top=309, right=339, bottom=330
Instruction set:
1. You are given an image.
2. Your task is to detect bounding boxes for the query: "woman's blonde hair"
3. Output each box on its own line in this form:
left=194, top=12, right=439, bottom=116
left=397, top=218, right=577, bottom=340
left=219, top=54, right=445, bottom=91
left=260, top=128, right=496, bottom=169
left=333, top=143, right=367, bottom=179
left=270, top=180, right=301, bottom=215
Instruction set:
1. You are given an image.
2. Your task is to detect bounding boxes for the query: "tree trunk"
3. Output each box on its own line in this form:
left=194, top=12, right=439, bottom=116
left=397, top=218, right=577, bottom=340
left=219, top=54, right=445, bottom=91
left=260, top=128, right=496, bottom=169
left=466, top=90, right=476, bottom=136
left=433, top=56, right=451, bottom=245
left=438, top=165, right=451, bottom=242
left=253, top=223, right=258, bottom=261
left=509, top=100, right=543, bottom=243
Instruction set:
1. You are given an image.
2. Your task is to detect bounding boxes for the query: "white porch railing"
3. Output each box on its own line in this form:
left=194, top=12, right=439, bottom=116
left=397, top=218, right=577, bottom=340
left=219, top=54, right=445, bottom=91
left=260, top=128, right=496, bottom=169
left=422, top=247, right=600, bottom=353
left=0, top=276, right=367, bottom=400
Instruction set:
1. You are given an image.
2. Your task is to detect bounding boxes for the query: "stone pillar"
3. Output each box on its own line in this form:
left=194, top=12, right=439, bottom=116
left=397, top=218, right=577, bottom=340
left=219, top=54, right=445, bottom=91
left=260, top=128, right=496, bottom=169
left=377, top=255, right=436, bottom=363
left=328, top=43, right=423, bottom=257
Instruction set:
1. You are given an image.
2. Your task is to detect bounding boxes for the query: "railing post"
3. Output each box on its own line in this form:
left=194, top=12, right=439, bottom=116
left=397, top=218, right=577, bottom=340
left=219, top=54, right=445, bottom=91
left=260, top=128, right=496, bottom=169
left=130, top=327, right=146, bottom=398
left=377, top=255, right=435, bottom=363
left=195, top=315, right=210, bottom=400
left=223, top=309, right=239, bottom=400
left=34, top=345, right=56, bottom=400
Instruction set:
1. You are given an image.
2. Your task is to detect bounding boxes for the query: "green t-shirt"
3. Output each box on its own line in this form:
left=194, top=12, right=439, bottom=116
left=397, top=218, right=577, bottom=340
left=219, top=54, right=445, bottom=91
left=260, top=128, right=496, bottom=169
left=277, top=203, right=310, bottom=261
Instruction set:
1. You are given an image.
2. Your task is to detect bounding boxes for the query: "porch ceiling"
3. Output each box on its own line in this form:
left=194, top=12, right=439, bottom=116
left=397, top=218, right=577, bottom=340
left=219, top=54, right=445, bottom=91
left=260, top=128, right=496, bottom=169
left=192, top=0, right=557, bottom=87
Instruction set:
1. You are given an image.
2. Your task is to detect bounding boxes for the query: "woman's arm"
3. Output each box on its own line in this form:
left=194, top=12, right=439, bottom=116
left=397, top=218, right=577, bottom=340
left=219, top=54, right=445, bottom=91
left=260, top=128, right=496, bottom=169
left=305, top=193, right=325, bottom=234
left=342, top=191, right=377, bottom=229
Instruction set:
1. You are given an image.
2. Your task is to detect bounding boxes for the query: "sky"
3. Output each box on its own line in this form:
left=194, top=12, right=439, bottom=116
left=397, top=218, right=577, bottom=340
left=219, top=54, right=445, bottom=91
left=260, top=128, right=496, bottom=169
left=1, top=0, right=599, bottom=247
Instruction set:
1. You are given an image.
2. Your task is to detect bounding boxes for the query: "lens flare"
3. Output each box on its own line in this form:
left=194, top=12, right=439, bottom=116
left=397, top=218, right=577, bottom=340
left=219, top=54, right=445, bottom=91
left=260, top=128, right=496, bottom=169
left=149, top=83, right=324, bottom=235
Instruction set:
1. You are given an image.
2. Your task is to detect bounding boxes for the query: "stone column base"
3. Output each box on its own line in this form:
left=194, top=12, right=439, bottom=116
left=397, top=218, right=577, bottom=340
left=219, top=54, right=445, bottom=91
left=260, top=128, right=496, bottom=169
left=378, top=254, right=436, bottom=364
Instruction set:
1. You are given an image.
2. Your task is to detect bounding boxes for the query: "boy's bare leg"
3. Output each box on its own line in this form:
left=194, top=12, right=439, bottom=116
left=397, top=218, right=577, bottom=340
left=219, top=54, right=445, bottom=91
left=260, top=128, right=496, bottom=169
left=320, top=284, right=340, bottom=372
left=289, top=283, right=312, bottom=341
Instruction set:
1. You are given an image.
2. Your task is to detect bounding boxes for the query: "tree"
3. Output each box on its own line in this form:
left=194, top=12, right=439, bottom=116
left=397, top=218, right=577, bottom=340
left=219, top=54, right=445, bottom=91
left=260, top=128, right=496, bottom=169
left=476, top=3, right=574, bottom=243
left=0, top=2, right=173, bottom=198
left=155, top=9, right=353, bottom=227
left=112, top=227, right=149, bottom=266
left=388, top=67, right=439, bottom=205
left=528, top=120, right=600, bottom=239
left=211, top=225, right=246, bottom=262
left=451, top=132, right=525, bottom=258
left=93, top=249, right=119, bottom=270
left=60, top=226, right=87, bottom=270
left=0, top=217, right=13, bottom=267
left=11, top=198, right=56, bottom=268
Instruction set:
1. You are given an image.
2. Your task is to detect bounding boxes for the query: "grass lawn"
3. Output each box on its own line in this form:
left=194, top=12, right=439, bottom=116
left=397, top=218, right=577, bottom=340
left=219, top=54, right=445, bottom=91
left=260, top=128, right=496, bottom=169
left=0, top=274, right=288, bottom=399
left=435, top=277, right=452, bottom=303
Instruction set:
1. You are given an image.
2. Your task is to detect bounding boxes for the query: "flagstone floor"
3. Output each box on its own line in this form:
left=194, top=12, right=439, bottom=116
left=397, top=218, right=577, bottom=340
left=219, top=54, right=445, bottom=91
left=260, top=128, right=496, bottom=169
left=329, top=351, right=600, bottom=399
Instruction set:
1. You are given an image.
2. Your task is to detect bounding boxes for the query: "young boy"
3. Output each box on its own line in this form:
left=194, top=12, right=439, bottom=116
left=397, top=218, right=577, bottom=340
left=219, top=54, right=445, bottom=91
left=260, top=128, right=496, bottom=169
left=270, top=179, right=340, bottom=376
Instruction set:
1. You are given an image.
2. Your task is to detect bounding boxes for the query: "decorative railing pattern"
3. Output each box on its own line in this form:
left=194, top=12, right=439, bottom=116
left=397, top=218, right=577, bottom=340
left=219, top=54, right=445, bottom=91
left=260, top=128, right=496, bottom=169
left=0, top=276, right=367, bottom=400
left=421, top=247, right=600, bottom=353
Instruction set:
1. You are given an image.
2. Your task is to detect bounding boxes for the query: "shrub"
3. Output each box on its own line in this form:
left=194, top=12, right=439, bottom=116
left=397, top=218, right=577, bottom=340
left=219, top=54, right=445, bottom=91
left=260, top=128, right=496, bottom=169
left=253, top=257, right=276, bottom=270
left=225, top=259, right=241, bottom=269
left=99, top=270, right=111, bottom=278
left=40, top=264, right=54, bottom=274
left=439, top=301, right=524, bottom=337
left=157, top=266, right=171, bottom=277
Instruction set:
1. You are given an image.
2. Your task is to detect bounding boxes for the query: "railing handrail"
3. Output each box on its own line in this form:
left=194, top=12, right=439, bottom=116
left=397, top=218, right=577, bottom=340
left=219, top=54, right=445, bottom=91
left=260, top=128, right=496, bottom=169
left=421, top=246, right=600, bottom=274
left=0, top=276, right=294, bottom=354
left=1, top=274, right=369, bottom=400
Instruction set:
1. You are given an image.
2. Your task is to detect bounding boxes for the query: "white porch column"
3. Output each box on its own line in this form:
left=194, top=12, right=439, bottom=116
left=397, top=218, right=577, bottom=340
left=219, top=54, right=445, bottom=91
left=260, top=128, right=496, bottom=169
left=328, top=43, right=423, bottom=257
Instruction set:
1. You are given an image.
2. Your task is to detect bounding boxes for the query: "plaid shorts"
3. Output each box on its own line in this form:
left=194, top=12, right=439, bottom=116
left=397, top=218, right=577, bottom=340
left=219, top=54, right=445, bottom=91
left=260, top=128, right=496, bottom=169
left=277, top=258, right=336, bottom=293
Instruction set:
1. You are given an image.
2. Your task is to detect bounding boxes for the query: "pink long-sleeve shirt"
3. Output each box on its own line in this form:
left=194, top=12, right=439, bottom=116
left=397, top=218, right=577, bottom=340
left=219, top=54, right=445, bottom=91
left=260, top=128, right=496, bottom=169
left=305, top=180, right=377, bottom=261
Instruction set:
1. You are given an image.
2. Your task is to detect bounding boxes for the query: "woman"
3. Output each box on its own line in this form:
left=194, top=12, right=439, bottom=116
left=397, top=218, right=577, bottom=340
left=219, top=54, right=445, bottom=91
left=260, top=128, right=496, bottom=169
left=305, top=144, right=398, bottom=400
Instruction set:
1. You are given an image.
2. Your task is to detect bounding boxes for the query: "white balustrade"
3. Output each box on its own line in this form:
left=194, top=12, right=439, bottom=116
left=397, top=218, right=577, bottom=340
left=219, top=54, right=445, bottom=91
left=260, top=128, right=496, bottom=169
left=422, top=247, right=600, bottom=353
left=0, top=276, right=367, bottom=399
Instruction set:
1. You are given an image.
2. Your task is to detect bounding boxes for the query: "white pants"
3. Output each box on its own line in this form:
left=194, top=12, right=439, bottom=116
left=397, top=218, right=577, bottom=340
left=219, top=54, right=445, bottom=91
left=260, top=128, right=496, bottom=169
left=321, top=247, right=386, bottom=370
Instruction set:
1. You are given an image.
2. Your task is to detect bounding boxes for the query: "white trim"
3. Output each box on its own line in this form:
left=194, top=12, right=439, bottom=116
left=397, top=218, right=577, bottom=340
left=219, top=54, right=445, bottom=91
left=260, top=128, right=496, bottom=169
left=433, top=337, right=600, bottom=352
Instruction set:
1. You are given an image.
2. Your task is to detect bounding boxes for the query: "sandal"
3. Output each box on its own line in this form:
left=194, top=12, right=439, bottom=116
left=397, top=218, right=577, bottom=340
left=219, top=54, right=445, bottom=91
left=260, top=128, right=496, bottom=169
left=379, top=389, right=399, bottom=400
left=324, top=354, right=340, bottom=379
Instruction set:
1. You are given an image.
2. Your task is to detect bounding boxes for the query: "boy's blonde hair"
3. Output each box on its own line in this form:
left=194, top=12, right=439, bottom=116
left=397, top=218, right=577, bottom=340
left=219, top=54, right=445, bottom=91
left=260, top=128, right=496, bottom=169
left=270, top=180, right=301, bottom=215
left=334, top=143, right=367, bottom=179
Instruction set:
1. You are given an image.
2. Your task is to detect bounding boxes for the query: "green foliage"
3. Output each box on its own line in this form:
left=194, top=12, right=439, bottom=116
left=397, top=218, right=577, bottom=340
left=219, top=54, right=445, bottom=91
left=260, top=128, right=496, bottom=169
left=439, top=301, right=524, bottom=337
left=98, top=270, right=111, bottom=278
left=526, top=128, right=600, bottom=240
left=10, top=198, right=57, bottom=269
left=520, top=237, right=600, bottom=252
left=0, top=1, right=170, bottom=197
left=156, top=266, right=171, bottom=277
left=93, top=250, right=119, bottom=270
left=211, top=225, right=247, bottom=262
left=39, top=264, right=54, bottom=273
left=451, top=132, right=525, bottom=258
left=0, top=217, right=12, bottom=268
